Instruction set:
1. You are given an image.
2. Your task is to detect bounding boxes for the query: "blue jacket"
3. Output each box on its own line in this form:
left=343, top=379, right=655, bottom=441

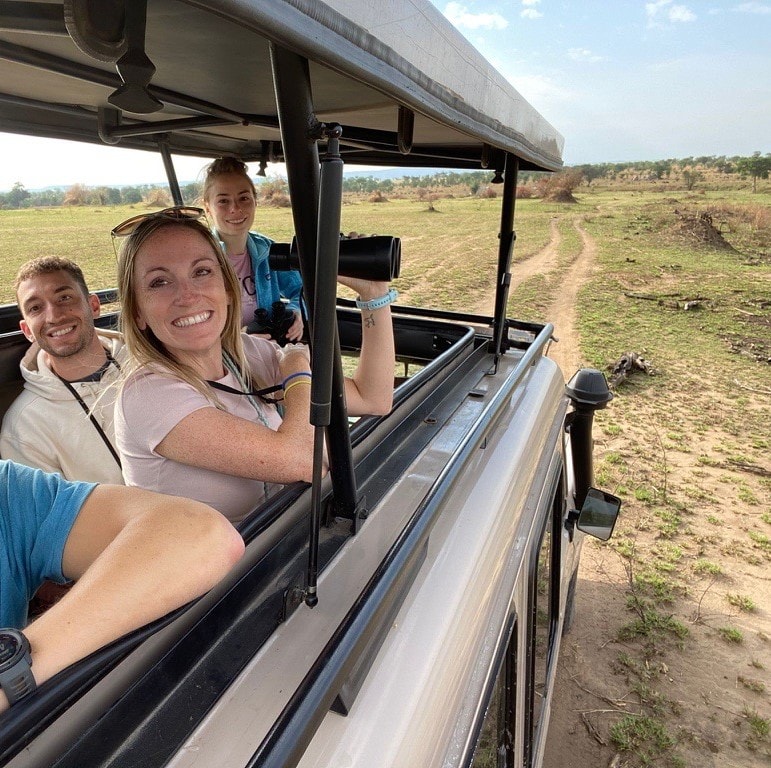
left=215, top=230, right=304, bottom=314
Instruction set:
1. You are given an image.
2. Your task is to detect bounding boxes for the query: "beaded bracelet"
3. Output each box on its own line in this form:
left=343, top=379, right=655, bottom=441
left=282, top=371, right=312, bottom=388
left=283, top=379, right=312, bottom=396
left=355, top=288, right=398, bottom=312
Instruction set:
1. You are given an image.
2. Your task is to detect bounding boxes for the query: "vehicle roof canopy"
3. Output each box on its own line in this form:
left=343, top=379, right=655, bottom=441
left=0, top=0, right=564, bottom=172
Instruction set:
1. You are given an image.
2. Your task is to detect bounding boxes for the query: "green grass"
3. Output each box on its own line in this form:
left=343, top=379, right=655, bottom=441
left=718, top=626, right=744, bottom=643
left=743, top=706, right=770, bottom=745
left=619, top=602, right=689, bottom=645
left=0, top=197, right=557, bottom=311
left=692, top=559, right=722, bottom=576
left=576, top=189, right=771, bottom=374
left=609, top=714, right=683, bottom=767
left=725, top=593, right=757, bottom=612
left=737, top=676, right=766, bottom=694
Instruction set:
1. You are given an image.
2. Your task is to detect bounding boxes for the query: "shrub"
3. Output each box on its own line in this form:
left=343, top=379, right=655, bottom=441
left=143, top=187, right=173, bottom=207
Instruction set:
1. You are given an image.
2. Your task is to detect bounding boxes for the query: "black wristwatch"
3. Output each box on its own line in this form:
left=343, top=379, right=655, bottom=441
left=0, top=629, right=36, bottom=705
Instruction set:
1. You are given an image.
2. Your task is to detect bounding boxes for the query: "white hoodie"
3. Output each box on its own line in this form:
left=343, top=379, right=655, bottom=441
left=0, top=329, right=126, bottom=484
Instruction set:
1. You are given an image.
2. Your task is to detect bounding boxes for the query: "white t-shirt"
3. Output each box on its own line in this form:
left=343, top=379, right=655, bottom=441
left=115, top=335, right=283, bottom=524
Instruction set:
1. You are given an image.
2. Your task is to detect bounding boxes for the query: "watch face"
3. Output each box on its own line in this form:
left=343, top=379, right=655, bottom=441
left=0, top=631, right=21, bottom=666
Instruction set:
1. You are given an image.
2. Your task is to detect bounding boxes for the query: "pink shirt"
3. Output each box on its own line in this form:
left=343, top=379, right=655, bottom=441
left=229, top=250, right=258, bottom=326
left=116, top=335, right=283, bottom=524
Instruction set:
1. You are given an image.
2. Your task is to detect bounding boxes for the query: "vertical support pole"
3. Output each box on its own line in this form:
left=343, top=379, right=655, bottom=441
left=306, top=126, right=344, bottom=607
left=158, top=138, right=183, bottom=205
left=270, top=44, right=359, bottom=520
left=491, top=153, right=519, bottom=360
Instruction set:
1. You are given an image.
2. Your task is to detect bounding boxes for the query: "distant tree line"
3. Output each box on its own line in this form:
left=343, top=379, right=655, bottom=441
left=571, top=152, right=770, bottom=189
left=0, top=181, right=200, bottom=210
left=1, top=153, right=768, bottom=209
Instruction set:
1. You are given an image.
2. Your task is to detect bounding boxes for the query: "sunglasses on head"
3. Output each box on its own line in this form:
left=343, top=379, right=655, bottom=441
left=111, top=206, right=206, bottom=239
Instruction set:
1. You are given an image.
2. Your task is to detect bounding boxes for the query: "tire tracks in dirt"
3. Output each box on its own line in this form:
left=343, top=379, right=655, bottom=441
left=481, top=212, right=597, bottom=380
left=469, top=216, right=562, bottom=315
left=545, top=217, right=597, bottom=380
left=510, top=216, right=563, bottom=292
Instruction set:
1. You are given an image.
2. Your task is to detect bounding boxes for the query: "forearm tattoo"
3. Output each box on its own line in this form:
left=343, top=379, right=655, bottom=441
left=364, top=313, right=376, bottom=328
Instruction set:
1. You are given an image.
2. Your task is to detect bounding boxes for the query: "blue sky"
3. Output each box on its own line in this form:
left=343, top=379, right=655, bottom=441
left=432, top=0, right=770, bottom=163
left=1, top=0, right=769, bottom=190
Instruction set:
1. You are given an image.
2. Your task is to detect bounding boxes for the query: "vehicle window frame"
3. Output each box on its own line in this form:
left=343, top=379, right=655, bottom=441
left=524, top=463, right=565, bottom=767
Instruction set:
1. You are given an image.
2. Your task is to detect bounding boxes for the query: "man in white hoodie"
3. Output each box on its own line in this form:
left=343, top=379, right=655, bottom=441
left=0, top=257, right=126, bottom=484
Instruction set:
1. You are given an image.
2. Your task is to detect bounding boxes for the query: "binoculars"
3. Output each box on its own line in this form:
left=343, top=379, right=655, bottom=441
left=268, top=235, right=401, bottom=281
left=245, top=300, right=296, bottom=346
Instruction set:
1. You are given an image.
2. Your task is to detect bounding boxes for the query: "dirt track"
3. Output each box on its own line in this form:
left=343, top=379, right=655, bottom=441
left=537, top=210, right=771, bottom=768
left=544, top=218, right=598, bottom=380
left=502, top=213, right=594, bottom=381
left=504, top=214, right=616, bottom=767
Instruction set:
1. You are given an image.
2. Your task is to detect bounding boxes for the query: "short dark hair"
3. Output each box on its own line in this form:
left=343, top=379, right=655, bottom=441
left=14, top=257, right=90, bottom=301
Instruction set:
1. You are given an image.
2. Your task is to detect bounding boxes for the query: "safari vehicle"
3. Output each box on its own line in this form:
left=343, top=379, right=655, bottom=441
left=0, top=1, right=621, bottom=766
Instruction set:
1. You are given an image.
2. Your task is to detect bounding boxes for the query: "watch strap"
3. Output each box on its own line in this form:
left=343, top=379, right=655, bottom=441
left=0, top=631, right=35, bottom=705
left=355, top=288, right=398, bottom=311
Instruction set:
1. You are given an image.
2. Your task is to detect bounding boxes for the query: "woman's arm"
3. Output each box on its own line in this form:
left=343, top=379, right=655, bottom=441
left=154, top=347, right=316, bottom=483
left=340, top=278, right=395, bottom=416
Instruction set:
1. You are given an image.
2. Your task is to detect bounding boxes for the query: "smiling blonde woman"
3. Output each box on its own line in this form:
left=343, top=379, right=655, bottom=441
left=113, top=210, right=395, bottom=524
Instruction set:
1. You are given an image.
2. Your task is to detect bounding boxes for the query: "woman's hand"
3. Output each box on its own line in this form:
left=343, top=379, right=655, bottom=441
left=285, top=310, right=304, bottom=342
left=337, top=276, right=389, bottom=302
left=277, top=342, right=311, bottom=377
left=337, top=233, right=389, bottom=301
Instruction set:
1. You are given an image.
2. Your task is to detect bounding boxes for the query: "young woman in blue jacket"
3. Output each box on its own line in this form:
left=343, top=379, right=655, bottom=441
left=202, top=157, right=304, bottom=341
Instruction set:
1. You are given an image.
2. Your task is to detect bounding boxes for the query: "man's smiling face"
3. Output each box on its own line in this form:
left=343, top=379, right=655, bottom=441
left=18, top=270, right=99, bottom=360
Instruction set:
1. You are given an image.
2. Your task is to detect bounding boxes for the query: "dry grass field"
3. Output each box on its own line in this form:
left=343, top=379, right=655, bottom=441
left=1, top=179, right=769, bottom=767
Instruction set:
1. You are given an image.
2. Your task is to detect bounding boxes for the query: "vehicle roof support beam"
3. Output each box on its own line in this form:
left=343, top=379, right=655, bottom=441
left=492, top=153, right=519, bottom=360
left=270, top=44, right=359, bottom=522
left=158, top=138, right=183, bottom=206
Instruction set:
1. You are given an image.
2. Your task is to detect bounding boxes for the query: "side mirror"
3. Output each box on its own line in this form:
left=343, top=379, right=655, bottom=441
left=576, top=487, right=621, bottom=541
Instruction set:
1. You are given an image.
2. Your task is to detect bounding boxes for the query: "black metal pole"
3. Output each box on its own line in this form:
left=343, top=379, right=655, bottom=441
left=158, top=139, right=183, bottom=205
left=269, top=44, right=358, bottom=516
left=492, top=153, right=519, bottom=359
left=306, top=126, right=344, bottom=607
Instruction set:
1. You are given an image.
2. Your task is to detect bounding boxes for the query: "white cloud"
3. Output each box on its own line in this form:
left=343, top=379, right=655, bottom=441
left=733, top=2, right=771, bottom=13
left=520, top=0, right=542, bottom=18
left=504, top=72, right=578, bottom=106
left=645, top=0, right=696, bottom=25
left=645, top=0, right=670, bottom=15
left=568, top=47, right=605, bottom=63
left=668, top=5, right=696, bottom=21
left=443, top=2, right=508, bottom=30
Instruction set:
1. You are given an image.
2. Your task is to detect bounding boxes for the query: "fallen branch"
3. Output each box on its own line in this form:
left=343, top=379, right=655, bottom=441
left=581, top=712, right=608, bottom=746
left=733, top=378, right=771, bottom=396
left=624, top=292, right=708, bottom=311
left=726, top=459, right=771, bottom=478
left=623, top=291, right=680, bottom=301
left=570, top=675, right=630, bottom=709
left=608, top=352, right=655, bottom=389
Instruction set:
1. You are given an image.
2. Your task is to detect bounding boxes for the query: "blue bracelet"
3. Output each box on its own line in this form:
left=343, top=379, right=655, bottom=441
left=282, top=371, right=312, bottom=388
left=355, top=288, right=398, bottom=311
